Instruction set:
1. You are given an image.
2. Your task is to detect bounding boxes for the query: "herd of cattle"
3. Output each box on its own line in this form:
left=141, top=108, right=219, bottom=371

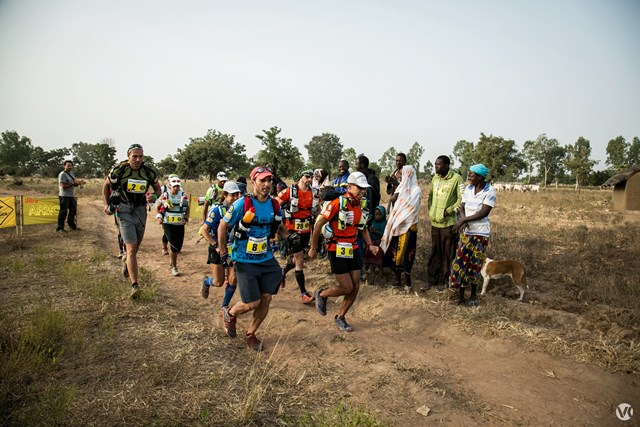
left=492, top=183, right=541, bottom=192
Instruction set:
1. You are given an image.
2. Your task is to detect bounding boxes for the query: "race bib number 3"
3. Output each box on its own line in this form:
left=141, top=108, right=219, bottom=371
left=336, top=242, right=354, bottom=258
left=246, top=236, right=268, bottom=255
left=126, top=179, right=147, bottom=193
left=294, top=219, right=310, bottom=231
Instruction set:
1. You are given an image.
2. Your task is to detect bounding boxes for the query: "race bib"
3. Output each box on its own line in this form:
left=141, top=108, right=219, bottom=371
left=336, top=242, right=354, bottom=258
left=294, top=219, right=310, bottom=231
left=126, top=179, right=147, bottom=193
left=246, top=236, right=268, bottom=254
left=165, top=212, right=184, bottom=224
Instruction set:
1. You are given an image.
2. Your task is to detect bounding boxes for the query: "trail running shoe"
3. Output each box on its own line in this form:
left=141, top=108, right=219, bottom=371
left=334, top=315, right=353, bottom=332
left=171, top=267, right=180, bottom=277
left=221, top=306, right=237, bottom=338
left=201, top=276, right=210, bottom=299
left=314, top=288, right=327, bottom=316
left=130, top=284, right=140, bottom=299
left=245, top=333, right=263, bottom=352
left=300, top=292, right=314, bottom=304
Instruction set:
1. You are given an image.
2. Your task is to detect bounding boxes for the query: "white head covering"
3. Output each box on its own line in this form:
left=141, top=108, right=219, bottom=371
left=380, top=165, right=422, bottom=253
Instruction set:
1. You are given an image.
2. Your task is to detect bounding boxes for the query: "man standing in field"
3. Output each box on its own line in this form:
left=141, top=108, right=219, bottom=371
left=424, top=155, right=464, bottom=292
left=102, top=144, right=161, bottom=298
left=56, top=160, right=85, bottom=232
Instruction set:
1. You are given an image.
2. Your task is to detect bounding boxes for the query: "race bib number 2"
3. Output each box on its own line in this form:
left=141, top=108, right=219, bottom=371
left=336, top=242, right=354, bottom=258
left=246, top=236, right=268, bottom=255
left=126, top=178, right=147, bottom=193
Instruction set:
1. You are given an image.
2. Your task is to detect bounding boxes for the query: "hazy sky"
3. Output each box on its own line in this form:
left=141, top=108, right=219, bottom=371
left=1, top=0, right=638, bottom=170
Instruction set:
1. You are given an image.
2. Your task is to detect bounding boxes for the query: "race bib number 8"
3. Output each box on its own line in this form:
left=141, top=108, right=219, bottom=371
left=246, top=236, right=268, bottom=254
left=336, top=242, right=354, bottom=258
left=294, top=219, right=310, bottom=231
left=126, top=179, right=147, bottom=193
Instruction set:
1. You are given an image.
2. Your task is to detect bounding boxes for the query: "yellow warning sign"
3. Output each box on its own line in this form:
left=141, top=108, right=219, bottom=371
left=0, top=197, right=17, bottom=228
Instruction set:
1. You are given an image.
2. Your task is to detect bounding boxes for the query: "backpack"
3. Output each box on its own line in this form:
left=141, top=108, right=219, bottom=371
left=282, top=184, right=319, bottom=220
left=236, top=195, right=282, bottom=239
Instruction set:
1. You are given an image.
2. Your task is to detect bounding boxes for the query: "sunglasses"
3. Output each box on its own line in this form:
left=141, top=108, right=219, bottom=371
left=302, top=173, right=313, bottom=178
left=127, top=144, right=144, bottom=154
left=251, top=166, right=273, bottom=179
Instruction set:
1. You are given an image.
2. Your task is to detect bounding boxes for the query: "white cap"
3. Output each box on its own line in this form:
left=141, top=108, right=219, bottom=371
left=223, top=181, right=241, bottom=194
left=347, top=171, right=370, bottom=188
left=217, top=171, right=228, bottom=181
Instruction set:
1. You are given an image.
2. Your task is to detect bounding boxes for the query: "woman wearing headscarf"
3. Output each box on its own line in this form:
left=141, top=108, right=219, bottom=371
left=380, top=165, right=422, bottom=289
left=449, top=164, right=497, bottom=306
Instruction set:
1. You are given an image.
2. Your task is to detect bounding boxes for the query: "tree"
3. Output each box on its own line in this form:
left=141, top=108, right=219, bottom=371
left=564, top=137, right=597, bottom=190
left=0, top=130, right=35, bottom=176
left=71, top=142, right=117, bottom=178
left=32, top=147, right=70, bottom=177
left=378, top=147, right=397, bottom=177
left=406, top=142, right=425, bottom=177
left=156, top=155, right=178, bottom=178
left=522, top=134, right=566, bottom=186
left=305, top=133, right=343, bottom=172
left=605, top=136, right=628, bottom=172
left=175, top=129, right=249, bottom=180
left=342, top=147, right=357, bottom=172
left=451, top=139, right=475, bottom=178
left=474, top=133, right=525, bottom=182
left=422, top=160, right=433, bottom=183
left=254, top=126, right=303, bottom=178
left=629, top=137, right=640, bottom=167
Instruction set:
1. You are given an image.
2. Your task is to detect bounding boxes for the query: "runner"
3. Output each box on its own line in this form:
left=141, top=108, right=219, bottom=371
left=102, top=144, right=161, bottom=298
left=276, top=168, right=319, bottom=303
left=160, top=174, right=178, bottom=255
left=217, top=166, right=296, bottom=351
left=308, top=171, right=379, bottom=332
left=155, top=176, right=189, bottom=276
left=202, top=171, right=227, bottom=224
left=199, top=181, right=242, bottom=310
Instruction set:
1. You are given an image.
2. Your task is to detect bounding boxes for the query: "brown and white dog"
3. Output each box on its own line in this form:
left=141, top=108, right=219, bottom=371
left=480, top=258, right=528, bottom=301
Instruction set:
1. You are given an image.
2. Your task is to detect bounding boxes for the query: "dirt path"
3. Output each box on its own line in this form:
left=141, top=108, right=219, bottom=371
left=87, top=199, right=638, bottom=426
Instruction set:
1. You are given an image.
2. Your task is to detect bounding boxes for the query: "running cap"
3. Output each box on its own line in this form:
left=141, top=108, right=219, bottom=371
left=250, top=166, right=274, bottom=181
left=347, top=171, right=370, bottom=188
left=216, top=171, right=228, bottom=181
left=223, top=181, right=241, bottom=194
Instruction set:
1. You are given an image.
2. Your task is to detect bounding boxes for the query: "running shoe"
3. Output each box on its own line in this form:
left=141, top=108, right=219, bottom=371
left=130, top=283, right=140, bottom=299
left=314, top=288, right=327, bottom=316
left=201, top=276, right=210, bottom=299
left=300, top=292, right=314, bottom=304
left=171, top=267, right=179, bottom=277
left=245, top=332, right=263, bottom=352
left=221, top=306, right=237, bottom=337
left=334, top=315, right=353, bottom=332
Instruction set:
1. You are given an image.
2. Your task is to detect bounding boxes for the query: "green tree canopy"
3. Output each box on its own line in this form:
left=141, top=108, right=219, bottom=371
left=32, top=147, right=70, bottom=177
left=156, top=155, right=178, bottom=179
left=71, top=142, right=117, bottom=178
left=522, top=134, right=566, bottom=186
left=305, top=133, right=343, bottom=172
left=406, top=142, right=425, bottom=177
left=474, top=133, right=525, bottom=181
left=342, top=148, right=357, bottom=173
left=629, top=137, right=640, bottom=167
left=564, top=137, right=597, bottom=190
left=0, top=130, right=35, bottom=176
left=175, top=129, right=249, bottom=180
left=254, top=126, right=303, bottom=178
left=605, top=136, right=628, bottom=172
left=451, top=139, right=475, bottom=178
left=378, top=147, right=397, bottom=177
